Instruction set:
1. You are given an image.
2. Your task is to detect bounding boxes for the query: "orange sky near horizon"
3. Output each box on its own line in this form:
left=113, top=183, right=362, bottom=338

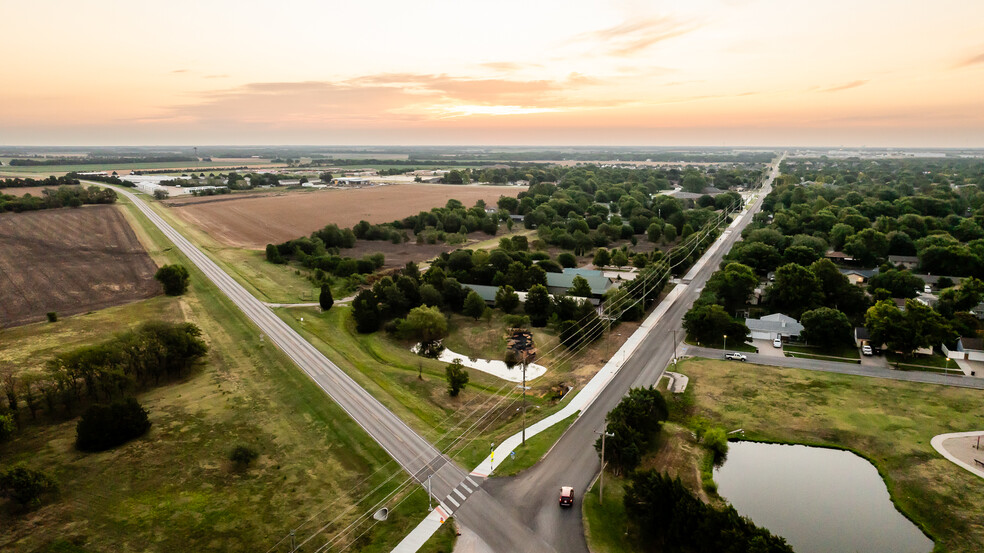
left=1, top=0, right=983, bottom=147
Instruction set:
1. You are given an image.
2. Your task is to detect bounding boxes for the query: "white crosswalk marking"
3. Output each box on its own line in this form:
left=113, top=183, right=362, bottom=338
left=446, top=495, right=460, bottom=508
left=454, top=488, right=466, bottom=500
left=460, top=482, right=472, bottom=493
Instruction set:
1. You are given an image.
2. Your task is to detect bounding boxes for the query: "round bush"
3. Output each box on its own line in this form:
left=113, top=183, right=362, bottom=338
left=75, top=398, right=151, bottom=452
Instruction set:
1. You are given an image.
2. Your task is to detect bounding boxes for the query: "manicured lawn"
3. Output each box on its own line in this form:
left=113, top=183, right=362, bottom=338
left=685, top=339, right=758, bottom=353
left=785, top=351, right=861, bottom=364
left=672, top=357, right=984, bottom=553
left=784, top=343, right=861, bottom=360
left=0, top=196, right=427, bottom=552
left=886, top=352, right=953, bottom=369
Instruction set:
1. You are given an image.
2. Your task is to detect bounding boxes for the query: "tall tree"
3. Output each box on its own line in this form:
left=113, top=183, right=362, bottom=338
left=524, top=284, right=552, bottom=327
left=319, top=284, right=334, bottom=311
left=495, top=285, right=520, bottom=314
left=800, top=307, right=852, bottom=348
left=154, top=264, right=190, bottom=296
left=445, top=359, right=470, bottom=397
left=767, top=263, right=823, bottom=318
left=569, top=275, right=593, bottom=297
left=463, top=290, right=487, bottom=319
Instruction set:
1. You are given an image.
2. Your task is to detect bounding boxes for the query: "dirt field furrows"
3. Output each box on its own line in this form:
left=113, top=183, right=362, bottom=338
left=0, top=205, right=160, bottom=328
left=167, top=183, right=524, bottom=249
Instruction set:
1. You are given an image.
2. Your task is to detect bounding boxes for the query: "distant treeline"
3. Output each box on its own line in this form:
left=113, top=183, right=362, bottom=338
left=0, top=322, right=207, bottom=422
left=0, top=185, right=118, bottom=213
left=420, top=151, right=776, bottom=163
left=9, top=155, right=197, bottom=166
left=132, top=166, right=250, bottom=175
left=0, top=175, right=79, bottom=189
left=67, top=172, right=136, bottom=187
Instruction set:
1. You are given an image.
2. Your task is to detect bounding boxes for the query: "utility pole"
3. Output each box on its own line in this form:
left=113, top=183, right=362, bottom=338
left=522, top=362, right=527, bottom=445
left=672, top=329, right=678, bottom=365
left=427, top=475, right=433, bottom=511
left=594, top=428, right=614, bottom=503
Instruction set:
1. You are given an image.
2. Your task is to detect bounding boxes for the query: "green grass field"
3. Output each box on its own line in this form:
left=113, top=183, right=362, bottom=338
left=274, top=306, right=571, bottom=470
left=670, top=357, right=984, bottom=553
left=0, top=196, right=438, bottom=552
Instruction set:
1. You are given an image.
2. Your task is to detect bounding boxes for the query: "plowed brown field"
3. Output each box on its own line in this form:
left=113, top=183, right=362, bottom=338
left=0, top=205, right=160, bottom=328
left=167, top=183, right=523, bottom=249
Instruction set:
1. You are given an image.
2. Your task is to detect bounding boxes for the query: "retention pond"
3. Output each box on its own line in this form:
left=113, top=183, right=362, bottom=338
left=714, top=441, right=933, bottom=553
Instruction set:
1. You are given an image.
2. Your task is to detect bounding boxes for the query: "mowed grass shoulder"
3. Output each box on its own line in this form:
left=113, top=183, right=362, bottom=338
left=675, top=357, right=984, bottom=553
left=0, top=195, right=433, bottom=552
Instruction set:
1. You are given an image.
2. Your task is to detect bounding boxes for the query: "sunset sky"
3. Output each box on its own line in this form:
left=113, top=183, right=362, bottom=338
left=2, top=0, right=983, bottom=147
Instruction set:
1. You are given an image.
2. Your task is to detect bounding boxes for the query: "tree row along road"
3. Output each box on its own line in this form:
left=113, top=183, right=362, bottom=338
left=482, top=156, right=783, bottom=553
left=99, top=184, right=556, bottom=553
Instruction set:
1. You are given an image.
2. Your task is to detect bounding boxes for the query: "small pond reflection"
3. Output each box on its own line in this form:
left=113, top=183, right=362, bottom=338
left=713, top=442, right=933, bottom=553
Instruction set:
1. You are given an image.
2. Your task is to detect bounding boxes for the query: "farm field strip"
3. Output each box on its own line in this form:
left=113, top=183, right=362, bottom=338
left=165, top=183, right=524, bottom=249
left=0, top=204, right=160, bottom=328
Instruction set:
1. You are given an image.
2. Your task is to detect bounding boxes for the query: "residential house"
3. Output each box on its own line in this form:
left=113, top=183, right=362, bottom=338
left=854, top=327, right=871, bottom=348
left=839, top=268, right=879, bottom=286
left=888, top=255, right=919, bottom=270
left=544, top=268, right=614, bottom=298
left=825, top=251, right=853, bottom=263
left=746, top=313, right=803, bottom=341
left=943, top=337, right=984, bottom=363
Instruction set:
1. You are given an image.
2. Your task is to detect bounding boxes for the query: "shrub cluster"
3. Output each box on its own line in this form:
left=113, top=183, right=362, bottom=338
left=0, top=185, right=118, bottom=213
left=75, top=397, right=151, bottom=451
left=624, top=470, right=793, bottom=552
left=2, top=322, right=207, bottom=422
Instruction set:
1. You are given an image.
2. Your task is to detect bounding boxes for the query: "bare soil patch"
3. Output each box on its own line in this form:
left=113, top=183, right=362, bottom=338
left=166, top=183, right=523, bottom=249
left=0, top=186, right=77, bottom=197
left=0, top=205, right=160, bottom=328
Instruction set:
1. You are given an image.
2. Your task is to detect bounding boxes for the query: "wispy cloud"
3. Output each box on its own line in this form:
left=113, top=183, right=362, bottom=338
left=954, top=51, right=984, bottom=68
left=150, top=72, right=618, bottom=127
left=479, top=61, right=543, bottom=72
left=204, top=74, right=229, bottom=79
left=821, top=80, right=868, bottom=93
left=574, top=16, right=701, bottom=57
left=171, top=69, right=189, bottom=74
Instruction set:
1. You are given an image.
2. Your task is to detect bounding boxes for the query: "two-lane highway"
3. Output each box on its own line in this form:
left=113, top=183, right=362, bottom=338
left=483, top=156, right=782, bottom=552
left=100, top=185, right=557, bottom=553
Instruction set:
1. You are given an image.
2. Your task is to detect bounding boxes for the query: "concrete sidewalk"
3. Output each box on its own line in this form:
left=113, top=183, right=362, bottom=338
left=931, top=431, right=984, bottom=479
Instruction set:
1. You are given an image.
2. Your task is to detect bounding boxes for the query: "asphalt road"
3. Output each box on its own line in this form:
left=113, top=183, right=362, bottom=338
left=483, top=158, right=782, bottom=552
left=688, top=345, right=984, bottom=389
left=102, top=185, right=555, bottom=553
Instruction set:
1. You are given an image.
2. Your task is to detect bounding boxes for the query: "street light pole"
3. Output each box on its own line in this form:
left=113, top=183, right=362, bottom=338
left=594, top=428, right=615, bottom=503
left=945, top=357, right=950, bottom=380
left=723, top=334, right=728, bottom=352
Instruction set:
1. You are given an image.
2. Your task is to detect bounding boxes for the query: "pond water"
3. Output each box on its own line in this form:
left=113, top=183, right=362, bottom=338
left=714, top=442, right=933, bottom=553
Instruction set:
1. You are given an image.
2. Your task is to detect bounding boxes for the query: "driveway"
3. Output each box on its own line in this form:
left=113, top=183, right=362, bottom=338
left=860, top=352, right=889, bottom=369
left=752, top=339, right=784, bottom=357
